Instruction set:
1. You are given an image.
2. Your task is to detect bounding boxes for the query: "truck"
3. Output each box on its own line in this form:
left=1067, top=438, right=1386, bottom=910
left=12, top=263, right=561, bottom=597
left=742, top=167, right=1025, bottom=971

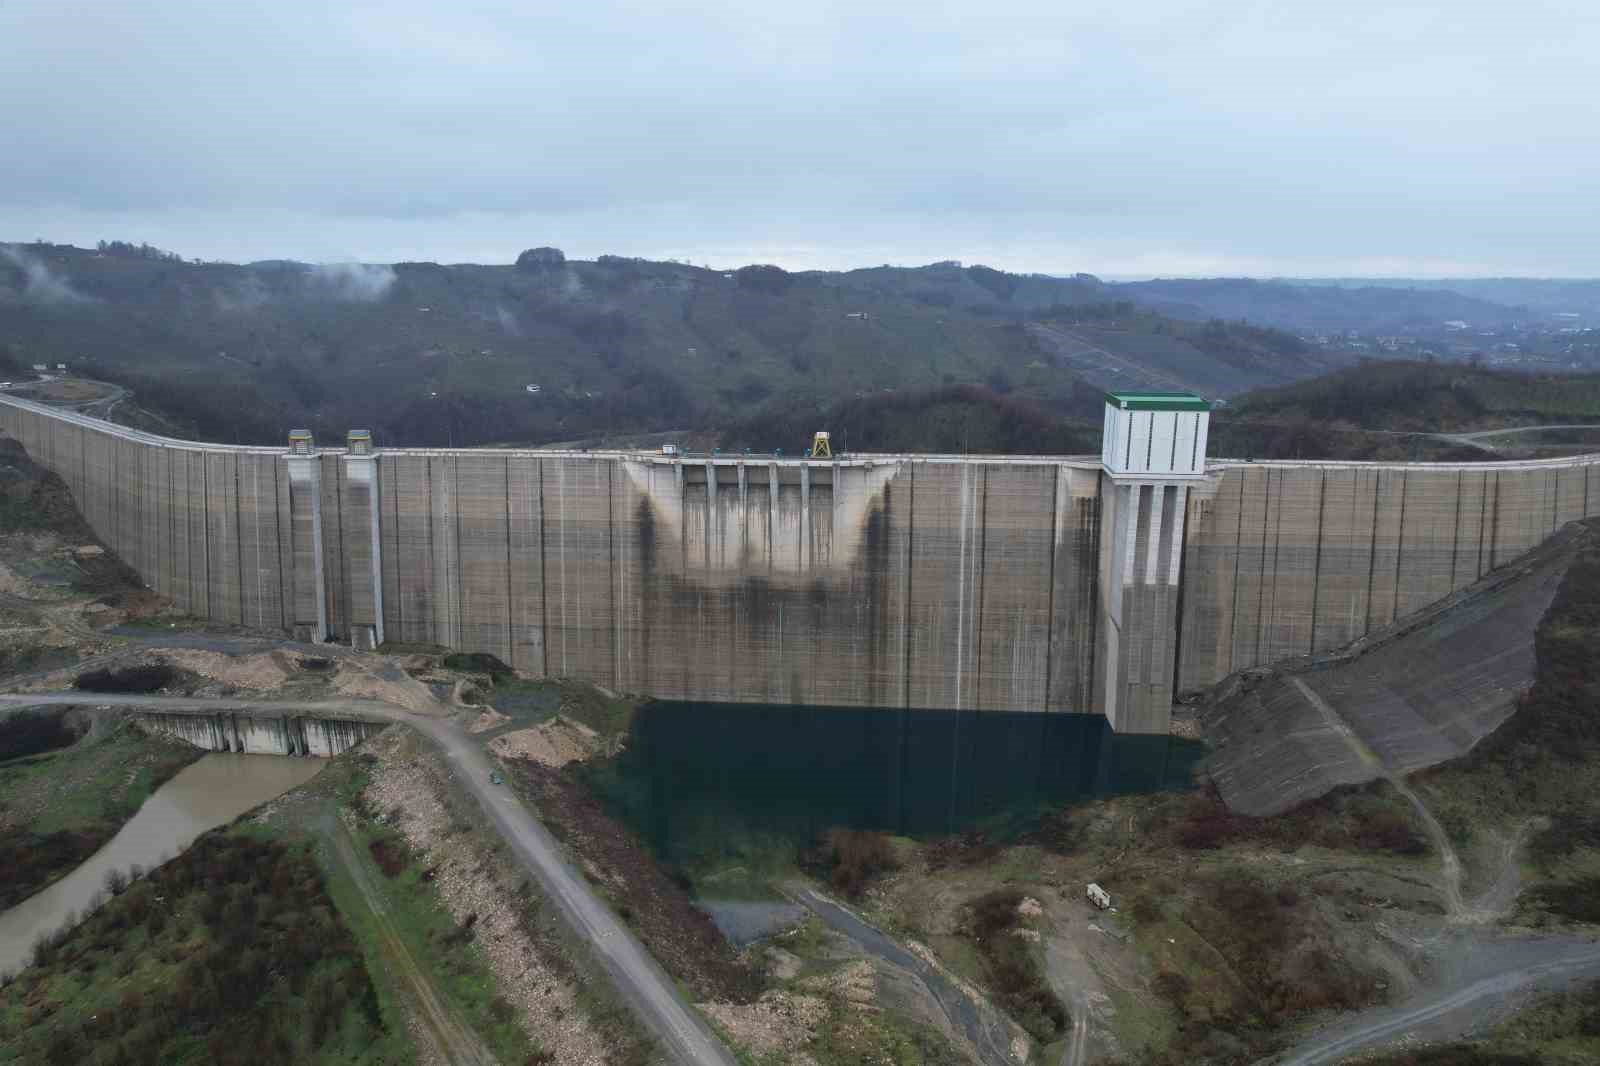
left=1086, top=883, right=1112, bottom=910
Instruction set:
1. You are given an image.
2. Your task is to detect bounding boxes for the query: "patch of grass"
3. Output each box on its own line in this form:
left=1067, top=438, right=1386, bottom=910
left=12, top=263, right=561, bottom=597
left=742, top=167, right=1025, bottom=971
left=808, top=993, right=970, bottom=1066
left=1158, top=870, right=1379, bottom=1032
left=1529, top=878, right=1600, bottom=924
left=0, top=720, right=200, bottom=908
left=0, top=644, right=74, bottom=680
left=302, top=755, right=541, bottom=1063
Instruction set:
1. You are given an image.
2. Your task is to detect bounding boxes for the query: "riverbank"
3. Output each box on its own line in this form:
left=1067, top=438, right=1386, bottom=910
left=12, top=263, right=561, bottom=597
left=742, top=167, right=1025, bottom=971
left=0, top=750, right=324, bottom=976
left=0, top=712, right=200, bottom=911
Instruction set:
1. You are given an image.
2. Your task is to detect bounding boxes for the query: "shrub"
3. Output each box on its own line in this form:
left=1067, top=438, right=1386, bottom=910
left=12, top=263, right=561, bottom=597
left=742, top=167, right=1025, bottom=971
left=1531, top=878, right=1600, bottom=924
left=810, top=828, right=899, bottom=899
left=962, top=889, right=1069, bottom=1043
left=443, top=652, right=513, bottom=678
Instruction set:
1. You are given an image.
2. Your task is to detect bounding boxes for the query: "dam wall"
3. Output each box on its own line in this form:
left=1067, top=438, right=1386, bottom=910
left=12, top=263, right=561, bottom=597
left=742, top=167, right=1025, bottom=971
left=4, top=393, right=1600, bottom=732
left=1176, top=457, right=1600, bottom=690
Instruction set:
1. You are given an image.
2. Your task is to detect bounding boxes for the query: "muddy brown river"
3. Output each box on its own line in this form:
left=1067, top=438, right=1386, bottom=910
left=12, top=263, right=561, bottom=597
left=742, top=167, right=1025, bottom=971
left=0, top=753, right=323, bottom=975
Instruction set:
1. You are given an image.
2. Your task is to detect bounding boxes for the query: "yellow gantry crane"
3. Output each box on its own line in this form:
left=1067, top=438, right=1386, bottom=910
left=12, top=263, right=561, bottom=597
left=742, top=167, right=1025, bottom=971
left=808, top=431, right=832, bottom=459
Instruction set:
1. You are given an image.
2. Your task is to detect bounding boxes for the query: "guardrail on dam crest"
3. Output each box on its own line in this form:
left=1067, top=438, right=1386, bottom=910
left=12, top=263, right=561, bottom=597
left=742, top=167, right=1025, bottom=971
left=3, top=392, right=1597, bottom=735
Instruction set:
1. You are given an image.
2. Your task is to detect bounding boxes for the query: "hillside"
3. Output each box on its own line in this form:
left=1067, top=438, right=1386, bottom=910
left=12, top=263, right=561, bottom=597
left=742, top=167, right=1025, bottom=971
left=1230, top=359, right=1600, bottom=432
left=0, top=242, right=1338, bottom=448
left=1115, top=277, right=1536, bottom=332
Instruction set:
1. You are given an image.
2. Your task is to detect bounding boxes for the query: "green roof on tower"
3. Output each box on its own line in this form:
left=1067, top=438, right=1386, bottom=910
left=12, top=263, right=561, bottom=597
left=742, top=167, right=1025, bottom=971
left=1103, top=391, right=1210, bottom=412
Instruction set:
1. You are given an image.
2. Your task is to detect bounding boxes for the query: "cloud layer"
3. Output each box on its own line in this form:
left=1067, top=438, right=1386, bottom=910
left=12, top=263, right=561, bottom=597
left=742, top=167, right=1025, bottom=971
left=1, top=1, right=1596, bottom=275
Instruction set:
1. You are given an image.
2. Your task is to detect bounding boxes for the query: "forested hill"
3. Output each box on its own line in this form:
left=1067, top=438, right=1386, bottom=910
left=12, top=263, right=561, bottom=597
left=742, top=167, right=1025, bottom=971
left=1114, top=277, right=1537, bottom=332
left=0, top=242, right=1339, bottom=448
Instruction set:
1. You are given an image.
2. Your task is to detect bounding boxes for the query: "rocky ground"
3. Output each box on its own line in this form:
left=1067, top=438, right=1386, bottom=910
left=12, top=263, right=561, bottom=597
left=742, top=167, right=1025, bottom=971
left=362, top=725, right=613, bottom=1065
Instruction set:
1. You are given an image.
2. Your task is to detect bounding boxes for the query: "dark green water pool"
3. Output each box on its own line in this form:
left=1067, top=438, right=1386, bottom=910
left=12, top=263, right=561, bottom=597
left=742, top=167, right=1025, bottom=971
left=581, top=702, right=1205, bottom=864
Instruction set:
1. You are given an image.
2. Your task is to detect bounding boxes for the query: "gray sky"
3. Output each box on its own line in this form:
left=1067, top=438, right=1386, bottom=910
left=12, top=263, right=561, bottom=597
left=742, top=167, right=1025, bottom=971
left=2, top=1, right=1596, bottom=276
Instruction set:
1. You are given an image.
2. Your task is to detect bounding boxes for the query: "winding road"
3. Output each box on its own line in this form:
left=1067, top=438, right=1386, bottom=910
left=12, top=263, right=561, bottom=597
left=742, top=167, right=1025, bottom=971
left=1273, top=676, right=1600, bottom=1064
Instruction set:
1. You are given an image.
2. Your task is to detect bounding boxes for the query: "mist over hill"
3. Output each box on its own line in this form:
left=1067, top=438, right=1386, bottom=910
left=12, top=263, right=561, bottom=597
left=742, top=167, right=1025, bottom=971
left=0, top=242, right=1342, bottom=449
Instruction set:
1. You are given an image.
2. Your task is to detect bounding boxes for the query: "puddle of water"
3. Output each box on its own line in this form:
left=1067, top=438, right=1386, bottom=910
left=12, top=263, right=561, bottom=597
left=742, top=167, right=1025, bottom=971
left=0, top=753, right=323, bottom=974
left=697, top=899, right=809, bottom=948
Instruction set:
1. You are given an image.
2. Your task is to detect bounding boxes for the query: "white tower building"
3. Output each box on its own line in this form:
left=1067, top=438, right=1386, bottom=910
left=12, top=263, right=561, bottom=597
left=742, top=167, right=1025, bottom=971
left=1096, top=392, right=1211, bottom=732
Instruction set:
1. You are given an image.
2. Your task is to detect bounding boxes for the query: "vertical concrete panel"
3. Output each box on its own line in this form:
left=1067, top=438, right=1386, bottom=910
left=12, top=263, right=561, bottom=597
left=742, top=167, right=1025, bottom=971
left=973, top=464, right=1057, bottom=712
left=341, top=451, right=383, bottom=649
left=1311, top=468, right=1378, bottom=653
left=391, top=454, right=435, bottom=645
left=505, top=455, right=547, bottom=674
left=1366, top=470, right=1406, bottom=630
left=454, top=453, right=513, bottom=665
left=1395, top=469, right=1463, bottom=619
left=377, top=454, right=402, bottom=645
left=319, top=453, right=347, bottom=638
left=236, top=454, right=284, bottom=631
left=285, top=453, right=326, bottom=641
left=543, top=457, right=615, bottom=684
left=1556, top=466, right=1587, bottom=527
left=168, top=450, right=192, bottom=614
left=205, top=451, right=242, bottom=624
left=1491, top=470, right=1543, bottom=567
left=1227, top=466, right=1272, bottom=672
left=186, top=450, right=211, bottom=618
left=275, top=458, right=295, bottom=632
left=634, top=459, right=690, bottom=700
left=906, top=463, right=983, bottom=711
left=1176, top=476, right=1228, bottom=691
left=1260, top=467, right=1321, bottom=663
left=140, top=444, right=160, bottom=587
left=1451, top=470, right=1488, bottom=591
left=428, top=455, right=461, bottom=649
left=1046, top=469, right=1100, bottom=710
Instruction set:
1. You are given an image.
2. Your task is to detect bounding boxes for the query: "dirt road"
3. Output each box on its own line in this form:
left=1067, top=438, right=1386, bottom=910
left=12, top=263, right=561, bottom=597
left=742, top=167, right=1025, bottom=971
left=325, top=815, right=499, bottom=1066
left=0, top=690, right=737, bottom=1066
left=1275, top=942, right=1600, bottom=1066
left=1272, top=676, right=1600, bottom=1063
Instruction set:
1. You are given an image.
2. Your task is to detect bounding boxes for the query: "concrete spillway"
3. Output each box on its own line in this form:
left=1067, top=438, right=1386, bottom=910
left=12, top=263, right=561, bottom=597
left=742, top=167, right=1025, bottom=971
left=132, top=708, right=385, bottom=756
left=3, top=394, right=1598, bottom=734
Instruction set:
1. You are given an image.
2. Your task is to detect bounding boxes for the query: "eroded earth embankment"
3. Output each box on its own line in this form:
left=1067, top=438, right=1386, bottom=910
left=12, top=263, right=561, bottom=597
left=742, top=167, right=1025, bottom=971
left=1201, top=521, right=1590, bottom=817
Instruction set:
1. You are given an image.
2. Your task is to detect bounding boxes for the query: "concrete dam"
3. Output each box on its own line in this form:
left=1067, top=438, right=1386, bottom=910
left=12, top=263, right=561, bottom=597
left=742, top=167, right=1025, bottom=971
left=3, top=392, right=1598, bottom=734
